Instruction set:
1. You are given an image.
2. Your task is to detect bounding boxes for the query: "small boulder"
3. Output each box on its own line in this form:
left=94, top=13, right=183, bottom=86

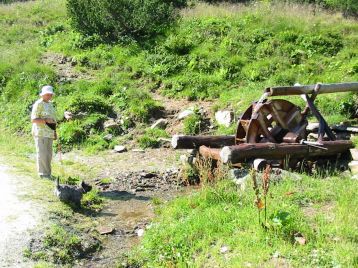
left=103, top=134, right=113, bottom=141
left=350, top=149, right=358, bottom=161
left=132, top=149, right=145, bottom=153
left=150, top=118, right=168, bottom=129
left=349, top=161, right=358, bottom=174
left=178, top=109, right=194, bottom=120
left=215, top=110, right=234, bottom=127
left=229, top=169, right=250, bottom=190
left=114, top=145, right=127, bottom=153
left=306, top=122, right=319, bottom=132
left=64, top=111, right=73, bottom=120
left=137, top=229, right=145, bottom=237
left=97, top=227, right=114, bottom=235
left=220, top=246, right=230, bottom=254
left=104, top=119, right=120, bottom=129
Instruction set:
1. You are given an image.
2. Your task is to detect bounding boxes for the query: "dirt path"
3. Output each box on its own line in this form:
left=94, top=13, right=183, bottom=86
left=0, top=162, right=43, bottom=268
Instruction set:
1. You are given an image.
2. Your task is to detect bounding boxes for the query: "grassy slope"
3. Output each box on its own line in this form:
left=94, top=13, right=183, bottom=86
left=1, top=1, right=358, bottom=151
left=129, top=173, right=358, bottom=267
left=0, top=2, right=357, bottom=266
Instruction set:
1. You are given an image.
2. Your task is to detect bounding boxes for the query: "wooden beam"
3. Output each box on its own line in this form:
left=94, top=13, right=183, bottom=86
left=220, top=140, right=353, bottom=164
left=171, top=135, right=236, bottom=149
left=198, top=146, right=221, bottom=161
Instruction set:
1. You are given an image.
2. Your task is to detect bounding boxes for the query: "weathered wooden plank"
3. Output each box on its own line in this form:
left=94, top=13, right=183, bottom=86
left=172, top=135, right=235, bottom=149
left=220, top=140, right=353, bottom=164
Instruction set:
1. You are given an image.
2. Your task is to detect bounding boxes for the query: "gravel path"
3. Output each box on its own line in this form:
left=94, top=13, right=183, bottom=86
left=0, top=162, right=42, bottom=268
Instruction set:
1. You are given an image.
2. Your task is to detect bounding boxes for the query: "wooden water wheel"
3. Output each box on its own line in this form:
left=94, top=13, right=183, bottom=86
left=236, top=99, right=308, bottom=144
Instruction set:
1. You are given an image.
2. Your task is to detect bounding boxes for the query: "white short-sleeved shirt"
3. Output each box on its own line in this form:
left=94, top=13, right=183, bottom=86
left=31, top=99, right=56, bottom=139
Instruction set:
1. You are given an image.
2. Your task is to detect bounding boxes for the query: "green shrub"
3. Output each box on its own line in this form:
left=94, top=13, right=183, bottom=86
left=325, top=0, right=358, bottom=16
left=62, top=95, right=113, bottom=116
left=84, top=134, right=110, bottom=153
left=66, top=0, right=178, bottom=41
left=183, top=112, right=203, bottom=135
left=58, top=120, right=86, bottom=148
left=81, top=113, right=107, bottom=131
left=70, top=32, right=103, bottom=49
left=81, top=189, right=104, bottom=211
left=138, top=128, right=169, bottom=149
left=126, top=89, right=163, bottom=122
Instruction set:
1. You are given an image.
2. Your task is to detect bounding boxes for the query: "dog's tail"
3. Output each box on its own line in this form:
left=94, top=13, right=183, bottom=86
left=56, top=177, right=60, bottom=188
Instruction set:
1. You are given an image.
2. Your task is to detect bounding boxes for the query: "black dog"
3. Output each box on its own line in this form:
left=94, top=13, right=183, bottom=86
left=54, top=177, right=92, bottom=207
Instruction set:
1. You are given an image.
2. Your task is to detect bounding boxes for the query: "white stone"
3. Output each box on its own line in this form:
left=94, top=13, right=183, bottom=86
left=132, top=149, right=145, bottom=153
left=137, top=229, right=145, bottom=237
left=349, top=161, right=358, bottom=174
left=220, top=246, right=230, bottom=254
left=150, top=118, right=168, bottom=129
left=306, top=122, right=319, bottom=132
left=215, top=110, right=234, bottom=127
left=104, top=119, right=119, bottom=129
left=64, top=111, right=73, bottom=120
left=180, top=154, right=187, bottom=165
left=103, top=134, right=113, bottom=141
left=350, top=149, right=358, bottom=161
left=114, top=145, right=127, bottom=153
left=229, top=169, right=250, bottom=190
left=178, top=109, right=194, bottom=120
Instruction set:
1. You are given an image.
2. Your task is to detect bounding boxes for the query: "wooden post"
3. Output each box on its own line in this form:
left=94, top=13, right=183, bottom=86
left=171, top=135, right=236, bottom=149
left=220, top=140, right=353, bottom=164
left=198, top=146, right=221, bottom=161
left=265, top=82, right=358, bottom=96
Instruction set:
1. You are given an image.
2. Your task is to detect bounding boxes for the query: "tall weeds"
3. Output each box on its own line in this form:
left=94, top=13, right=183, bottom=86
left=251, top=165, right=272, bottom=227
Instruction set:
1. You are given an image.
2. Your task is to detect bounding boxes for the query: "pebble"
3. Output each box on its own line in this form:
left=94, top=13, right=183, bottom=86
left=150, top=118, right=168, bottom=129
left=132, top=149, right=145, bottom=153
left=215, top=110, right=234, bottom=127
left=103, top=134, right=113, bottom=141
left=137, top=229, right=145, bottom=237
left=114, top=145, right=127, bottom=153
left=178, top=109, right=194, bottom=120
left=220, top=246, right=230, bottom=254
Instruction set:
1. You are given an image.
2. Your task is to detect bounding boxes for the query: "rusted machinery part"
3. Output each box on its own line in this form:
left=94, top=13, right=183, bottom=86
left=265, top=82, right=358, bottom=97
left=220, top=140, right=353, bottom=164
left=236, top=99, right=307, bottom=144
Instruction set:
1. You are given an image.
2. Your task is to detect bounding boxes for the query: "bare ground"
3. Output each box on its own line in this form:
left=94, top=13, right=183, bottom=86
left=0, top=161, right=43, bottom=268
left=36, top=51, right=207, bottom=266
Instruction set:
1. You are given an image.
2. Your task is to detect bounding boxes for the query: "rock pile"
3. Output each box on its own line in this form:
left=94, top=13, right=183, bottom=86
left=95, top=169, right=181, bottom=193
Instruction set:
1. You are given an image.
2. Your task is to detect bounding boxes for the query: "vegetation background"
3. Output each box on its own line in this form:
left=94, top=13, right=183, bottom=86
left=0, top=0, right=357, bottom=152
left=0, top=0, right=357, bottom=266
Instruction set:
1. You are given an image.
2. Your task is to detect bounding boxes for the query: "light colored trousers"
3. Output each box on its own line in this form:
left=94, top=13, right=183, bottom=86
left=34, top=137, right=53, bottom=176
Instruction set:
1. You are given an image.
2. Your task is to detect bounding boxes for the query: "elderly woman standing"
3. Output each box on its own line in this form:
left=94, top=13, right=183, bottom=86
left=31, top=85, right=57, bottom=179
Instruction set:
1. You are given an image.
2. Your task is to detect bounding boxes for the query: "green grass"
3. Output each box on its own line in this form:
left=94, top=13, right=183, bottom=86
left=1, top=0, right=357, bottom=149
left=138, top=128, right=170, bottom=149
left=0, top=127, right=103, bottom=265
left=0, top=2, right=357, bottom=266
left=125, top=172, right=358, bottom=267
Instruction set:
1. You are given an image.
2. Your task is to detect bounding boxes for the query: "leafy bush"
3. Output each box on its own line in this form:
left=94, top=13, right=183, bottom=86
left=66, top=0, right=178, bottom=41
left=84, top=134, right=110, bottom=153
left=57, top=120, right=86, bottom=149
left=81, top=189, right=104, bottom=211
left=62, top=95, right=113, bottom=116
left=126, top=89, right=164, bottom=122
left=138, top=128, right=169, bottom=149
left=183, top=112, right=203, bottom=135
